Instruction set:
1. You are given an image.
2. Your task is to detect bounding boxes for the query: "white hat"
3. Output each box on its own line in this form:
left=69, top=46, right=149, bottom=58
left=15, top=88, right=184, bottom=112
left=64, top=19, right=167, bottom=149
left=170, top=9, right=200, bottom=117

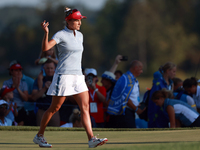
left=85, top=68, right=97, bottom=76
left=102, top=71, right=116, bottom=83
left=0, top=100, right=8, bottom=106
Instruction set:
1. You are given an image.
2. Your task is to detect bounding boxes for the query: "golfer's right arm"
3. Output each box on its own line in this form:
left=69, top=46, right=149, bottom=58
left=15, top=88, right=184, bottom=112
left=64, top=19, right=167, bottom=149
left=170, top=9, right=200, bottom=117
left=41, top=20, right=56, bottom=51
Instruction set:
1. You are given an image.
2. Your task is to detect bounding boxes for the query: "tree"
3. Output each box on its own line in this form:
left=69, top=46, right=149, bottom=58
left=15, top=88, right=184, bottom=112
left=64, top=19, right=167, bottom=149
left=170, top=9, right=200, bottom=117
left=117, top=0, right=200, bottom=75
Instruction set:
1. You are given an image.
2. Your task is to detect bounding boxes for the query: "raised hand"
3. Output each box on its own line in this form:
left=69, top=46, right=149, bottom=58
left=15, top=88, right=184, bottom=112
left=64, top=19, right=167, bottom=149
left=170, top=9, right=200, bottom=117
left=12, top=76, right=20, bottom=89
left=41, top=20, right=49, bottom=33
left=9, top=103, right=13, bottom=110
left=14, top=103, right=17, bottom=110
left=115, top=55, right=122, bottom=64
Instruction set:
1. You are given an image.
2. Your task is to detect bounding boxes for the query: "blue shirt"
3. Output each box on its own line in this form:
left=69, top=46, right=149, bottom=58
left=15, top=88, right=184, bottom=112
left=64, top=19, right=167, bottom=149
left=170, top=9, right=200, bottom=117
left=164, top=99, right=199, bottom=126
left=173, top=92, right=187, bottom=103
left=107, top=71, right=136, bottom=115
left=148, top=71, right=173, bottom=128
left=3, top=78, right=28, bottom=107
left=22, top=74, right=35, bottom=111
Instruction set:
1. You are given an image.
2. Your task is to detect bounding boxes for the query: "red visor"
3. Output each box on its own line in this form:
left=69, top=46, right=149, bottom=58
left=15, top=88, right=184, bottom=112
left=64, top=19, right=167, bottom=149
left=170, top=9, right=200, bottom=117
left=65, top=9, right=87, bottom=21
left=0, top=86, right=15, bottom=98
left=9, top=63, right=23, bottom=70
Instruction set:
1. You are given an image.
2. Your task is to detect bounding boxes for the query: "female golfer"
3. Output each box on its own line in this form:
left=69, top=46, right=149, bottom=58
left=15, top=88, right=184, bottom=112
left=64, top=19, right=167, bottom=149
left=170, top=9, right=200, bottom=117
left=152, top=89, right=200, bottom=128
left=33, top=7, right=107, bottom=148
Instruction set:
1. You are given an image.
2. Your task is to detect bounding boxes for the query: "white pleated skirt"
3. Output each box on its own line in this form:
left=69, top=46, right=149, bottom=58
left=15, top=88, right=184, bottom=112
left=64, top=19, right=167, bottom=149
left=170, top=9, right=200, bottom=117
left=47, top=73, right=88, bottom=96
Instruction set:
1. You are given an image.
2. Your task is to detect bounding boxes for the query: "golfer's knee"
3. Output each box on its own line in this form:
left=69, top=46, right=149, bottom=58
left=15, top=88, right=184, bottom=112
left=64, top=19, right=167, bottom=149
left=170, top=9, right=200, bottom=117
left=48, top=105, right=60, bottom=114
left=81, top=102, right=89, bottom=112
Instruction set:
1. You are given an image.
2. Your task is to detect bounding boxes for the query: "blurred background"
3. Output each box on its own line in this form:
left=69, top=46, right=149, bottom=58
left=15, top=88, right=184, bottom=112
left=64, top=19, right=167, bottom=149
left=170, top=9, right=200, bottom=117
left=0, top=0, right=200, bottom=92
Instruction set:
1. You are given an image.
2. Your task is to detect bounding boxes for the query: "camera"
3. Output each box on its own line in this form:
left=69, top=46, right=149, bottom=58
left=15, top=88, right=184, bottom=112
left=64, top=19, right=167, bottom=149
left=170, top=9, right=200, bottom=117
left=87, top=75, right=93, bottom=85
left=120, top=56, right=128, bottom=61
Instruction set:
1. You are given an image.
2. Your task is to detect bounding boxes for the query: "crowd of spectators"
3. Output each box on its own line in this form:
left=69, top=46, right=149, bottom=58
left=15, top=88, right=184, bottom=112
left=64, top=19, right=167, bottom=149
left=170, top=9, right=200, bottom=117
left=1, top=52, right=200, bottom=128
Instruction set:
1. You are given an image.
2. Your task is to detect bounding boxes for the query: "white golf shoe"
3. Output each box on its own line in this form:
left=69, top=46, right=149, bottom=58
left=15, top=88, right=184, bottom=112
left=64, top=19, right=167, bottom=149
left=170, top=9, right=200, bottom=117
left=88, top=135, right=108, bottom=148
left=33, top=134, right=52, bottom=148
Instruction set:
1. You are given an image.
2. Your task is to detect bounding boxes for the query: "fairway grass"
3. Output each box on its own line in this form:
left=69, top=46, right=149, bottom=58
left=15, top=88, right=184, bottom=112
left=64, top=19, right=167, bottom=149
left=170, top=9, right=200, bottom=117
left=0, top=128, right=200, bottom=150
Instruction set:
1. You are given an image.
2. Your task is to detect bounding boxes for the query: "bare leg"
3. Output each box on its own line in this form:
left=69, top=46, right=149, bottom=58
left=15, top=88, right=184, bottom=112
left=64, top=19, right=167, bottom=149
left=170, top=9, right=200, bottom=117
left=37, top=96, right=66, bottom=135
left=73, top=91, right=93, bottom=140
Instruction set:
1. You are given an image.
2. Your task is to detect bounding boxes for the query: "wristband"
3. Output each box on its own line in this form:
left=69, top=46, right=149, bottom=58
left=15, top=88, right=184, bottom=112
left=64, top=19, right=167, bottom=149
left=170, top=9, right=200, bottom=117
left=94, top=88, right=98, bottom=92
left=135, top=106, right=138, bottom=112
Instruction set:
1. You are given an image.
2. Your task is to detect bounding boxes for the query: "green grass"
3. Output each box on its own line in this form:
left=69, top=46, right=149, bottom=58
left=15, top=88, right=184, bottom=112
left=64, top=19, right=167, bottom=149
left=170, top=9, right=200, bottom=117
left=0, top=127, right=200, bottom=150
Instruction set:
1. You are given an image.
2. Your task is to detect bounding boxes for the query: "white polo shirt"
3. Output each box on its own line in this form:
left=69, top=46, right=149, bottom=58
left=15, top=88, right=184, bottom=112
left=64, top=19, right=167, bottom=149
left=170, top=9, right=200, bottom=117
left=52, top=26, right=84, bottom=75
left=128, top=81, right=140, bottom=107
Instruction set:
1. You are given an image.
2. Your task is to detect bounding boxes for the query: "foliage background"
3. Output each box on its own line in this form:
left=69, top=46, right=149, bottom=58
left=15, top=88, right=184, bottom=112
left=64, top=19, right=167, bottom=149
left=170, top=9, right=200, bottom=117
left=0, top=0, right=200, bottom=80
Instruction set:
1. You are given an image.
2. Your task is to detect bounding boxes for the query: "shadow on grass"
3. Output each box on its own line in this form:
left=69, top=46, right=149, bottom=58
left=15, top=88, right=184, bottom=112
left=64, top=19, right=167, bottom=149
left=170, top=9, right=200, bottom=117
left=0, top=141, right=194, bottom=145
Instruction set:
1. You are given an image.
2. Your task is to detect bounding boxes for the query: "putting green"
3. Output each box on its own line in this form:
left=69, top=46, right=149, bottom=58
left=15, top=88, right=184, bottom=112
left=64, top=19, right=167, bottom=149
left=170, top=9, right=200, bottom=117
left=0, top=127, right=200, bottom=150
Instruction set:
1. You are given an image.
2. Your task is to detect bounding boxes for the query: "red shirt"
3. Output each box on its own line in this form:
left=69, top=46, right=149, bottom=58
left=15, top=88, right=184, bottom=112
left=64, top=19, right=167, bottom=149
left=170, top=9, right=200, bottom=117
left=88, top=84, right=106, bottom=123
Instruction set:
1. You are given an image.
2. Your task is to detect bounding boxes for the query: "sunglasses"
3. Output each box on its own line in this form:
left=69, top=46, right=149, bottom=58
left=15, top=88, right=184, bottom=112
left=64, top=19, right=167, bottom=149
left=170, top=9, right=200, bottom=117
left=66, top=9, right=78, bottom=17
left=0, top=105, right=8, bottom=109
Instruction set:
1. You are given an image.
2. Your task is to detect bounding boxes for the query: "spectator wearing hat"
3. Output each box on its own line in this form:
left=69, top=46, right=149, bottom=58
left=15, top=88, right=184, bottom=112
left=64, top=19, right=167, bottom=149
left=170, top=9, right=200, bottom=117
left=3, top=61, right=29, bottom=126
left=101, top=71, right=116, bottom=127
left=9, top=60, right=36, bottom=126
left=0, top=100, right=12, bottom=126
left=85, top=68, right=107, bottom=128
left=0, top=86, right=18, bottom=125
left=101, top=71, right=116, bottom=101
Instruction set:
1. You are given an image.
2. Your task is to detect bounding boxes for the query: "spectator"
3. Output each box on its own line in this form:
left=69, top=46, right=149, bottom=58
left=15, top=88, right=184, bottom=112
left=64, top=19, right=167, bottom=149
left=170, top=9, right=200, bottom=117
left=3, top=62, right=29, bottom=126
left=101, top=71, right=116, bottom=102
left=85, top=68, right=107, bottom=128
left=114, top=70, right=123, bottom=80
left=172, top=77, right=196, bottom=110
left=35, top=47, right=58, bottom=93
left=0, top=100, right=12, bottom=126
left=152, top=89, right=200, bottom=128
left=31, top=60, right=60, bottom=126
left=148, top=62, right=176, bottom=128
left=7, top=60, right=36, bottom=126
left=60, top=108, right=82, bottom=128
left=172, top=77, right=183, bottom=91
left=183, top=77, right=200, bottom=113
left=101, top=71, right=116, bottom=126
left=107, top=60, right=145, bottom=128
left=0, top=86, right=18, bottom=125
left=35, top=46, right=58, bottom=66
left=22, top=73, right=36, bottom=126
